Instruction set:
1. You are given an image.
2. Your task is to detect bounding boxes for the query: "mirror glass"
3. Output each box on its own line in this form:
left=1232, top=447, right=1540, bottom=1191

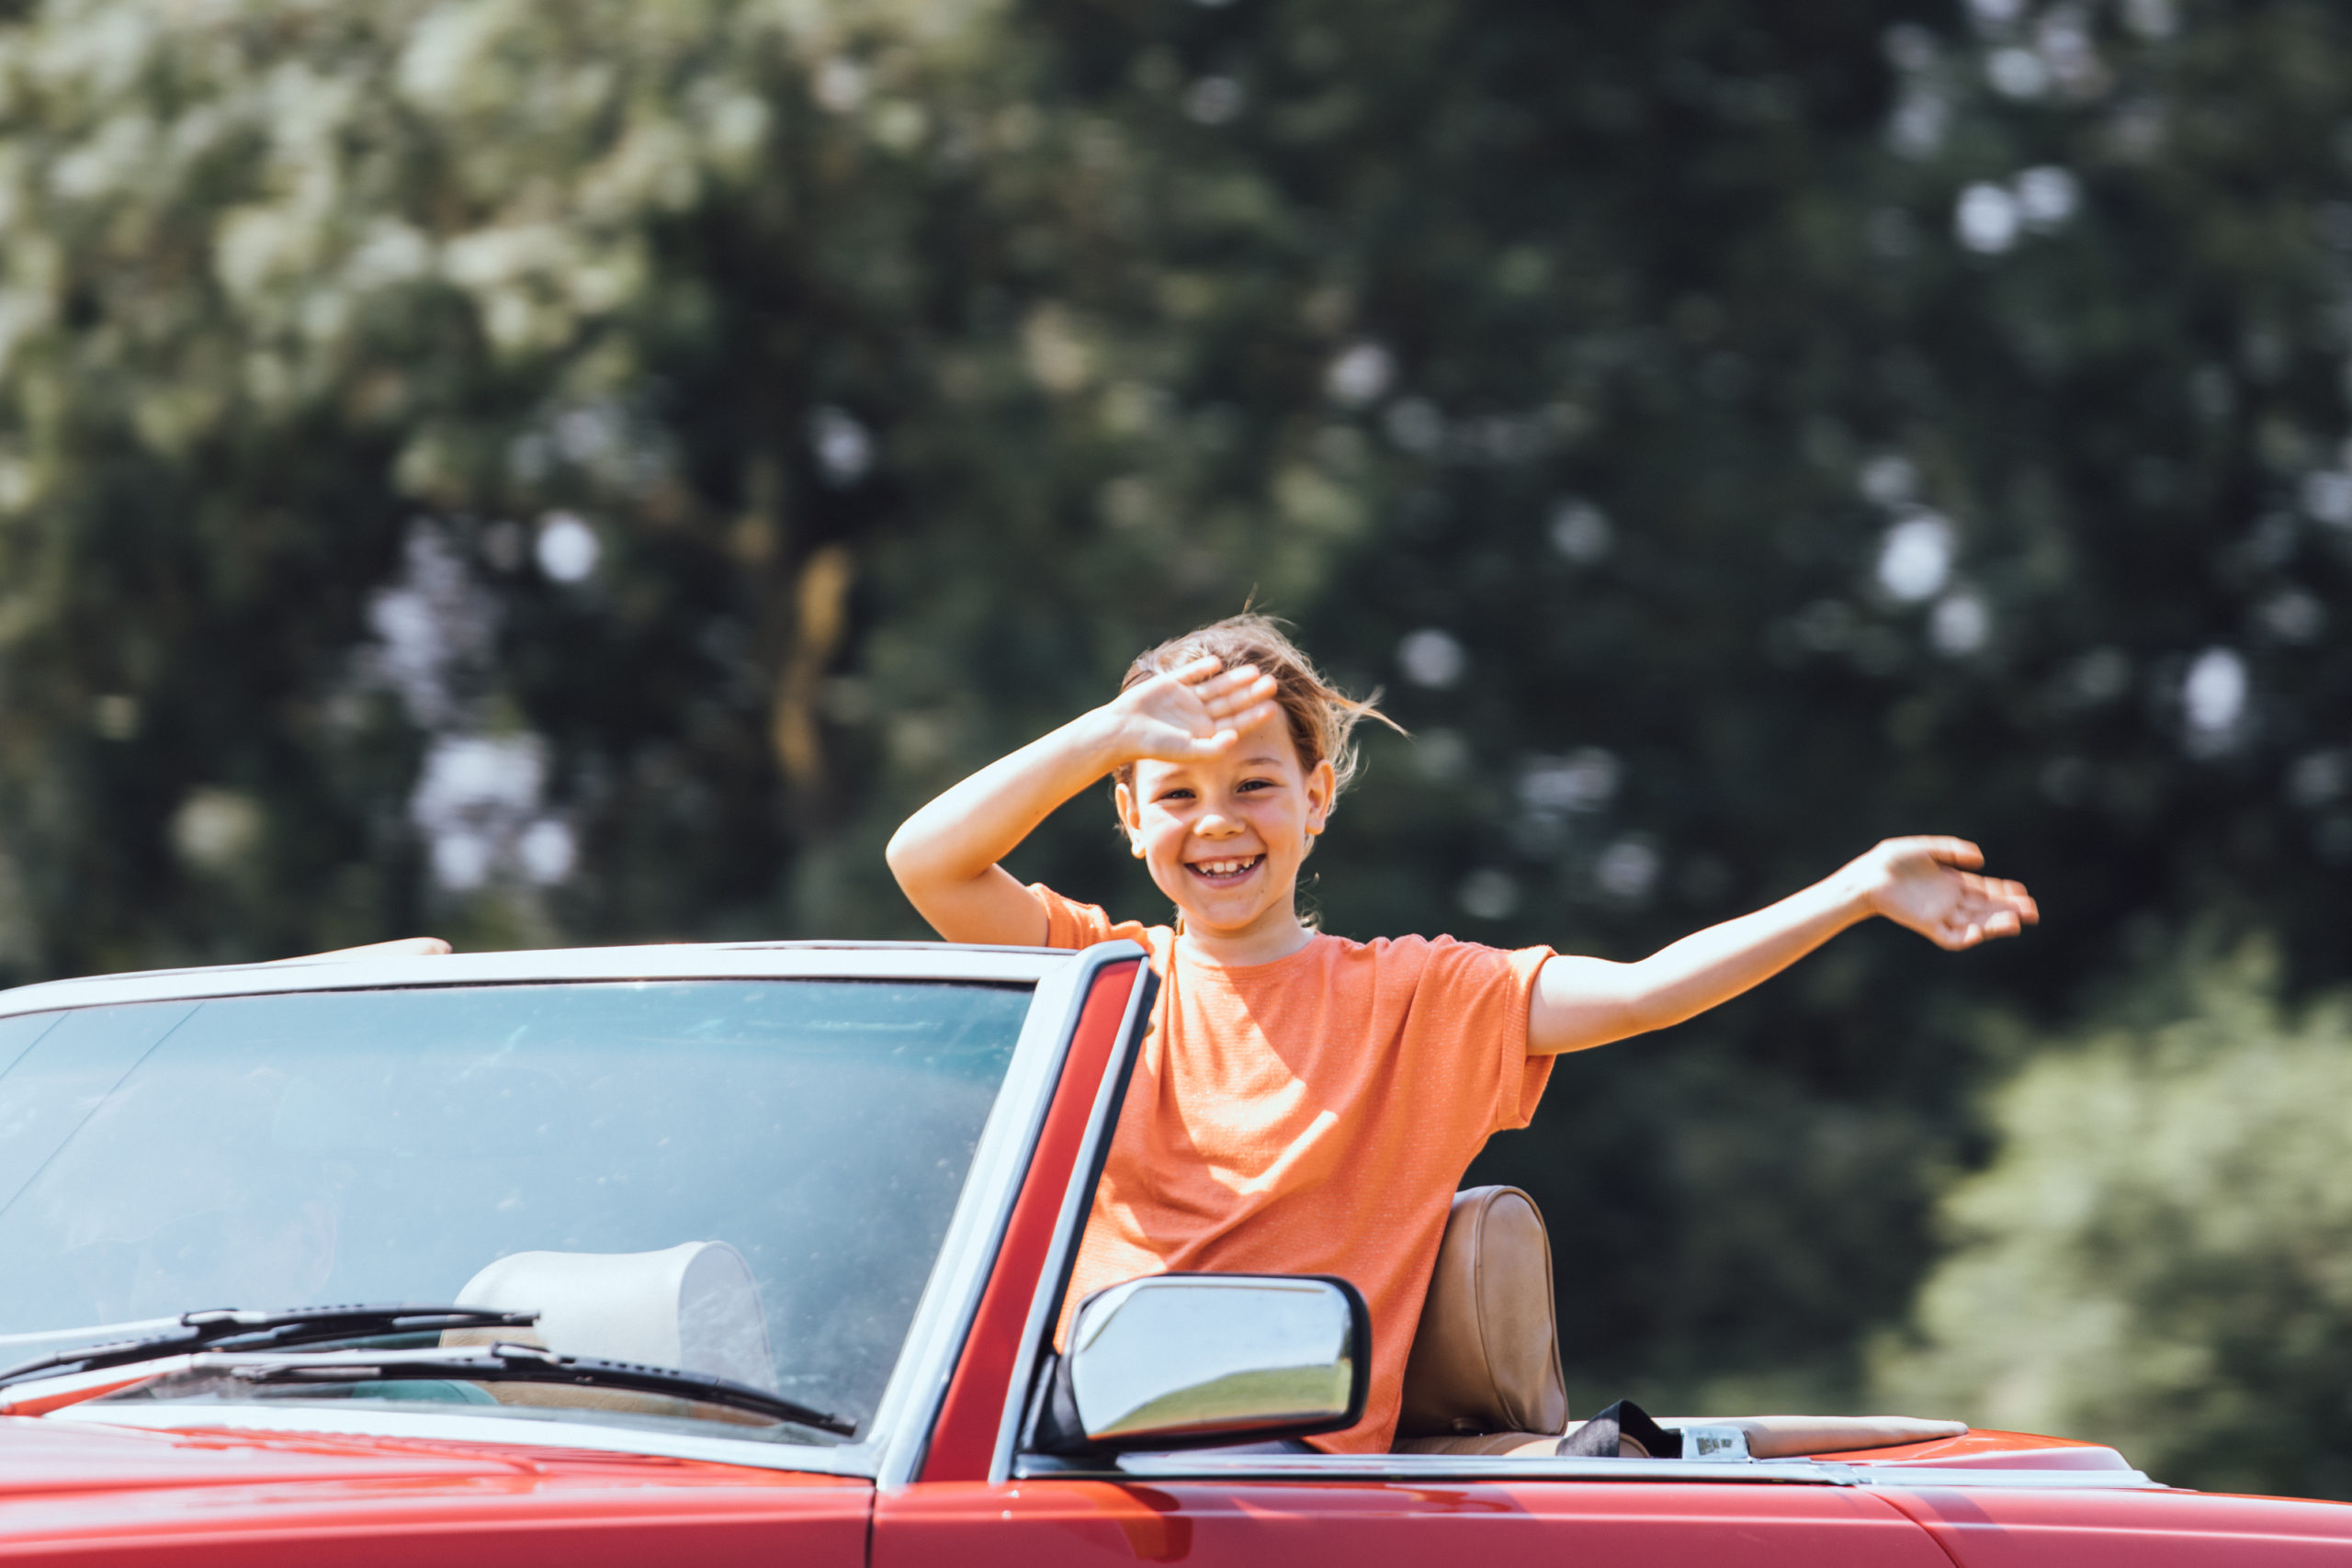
left=1062, top=1273, right=1363, bottom=1447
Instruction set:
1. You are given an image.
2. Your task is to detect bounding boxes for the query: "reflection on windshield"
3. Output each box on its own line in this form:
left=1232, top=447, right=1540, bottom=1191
left=0, top=980, right=1030, bottom=1442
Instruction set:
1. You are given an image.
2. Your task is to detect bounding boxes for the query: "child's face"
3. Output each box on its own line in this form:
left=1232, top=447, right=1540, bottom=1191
left=1116, top=710, right=1337, bottom=944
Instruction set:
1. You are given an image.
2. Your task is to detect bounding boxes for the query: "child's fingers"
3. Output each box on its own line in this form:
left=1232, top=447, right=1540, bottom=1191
left=1962, top=876, right=2038, bottom=922
left=1204, top=684, right=1278, bottom=728
left=1206, top=665, right=1272, bottom=699
left=1993, top=880, right=2039, bottom=922
left=1943, top=901, right=2025, bottom=947
left=1216, top=698, right=1282, bottom=736
left=1170, top=654, right=1227, bottom=686
left=1916, top=836, right=1983, bottom=868
left=1198, top=666, right=1269, bottom=709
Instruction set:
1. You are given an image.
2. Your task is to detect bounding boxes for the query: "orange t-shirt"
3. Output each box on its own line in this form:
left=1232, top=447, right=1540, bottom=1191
left=1035, top=885, right=1555, bottom=1453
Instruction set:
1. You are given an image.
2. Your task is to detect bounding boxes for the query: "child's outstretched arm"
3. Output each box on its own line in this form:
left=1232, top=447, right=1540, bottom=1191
left=1527, top=837, right=2036, bottom=1055
left=886, top=657, right=1279, bottom=945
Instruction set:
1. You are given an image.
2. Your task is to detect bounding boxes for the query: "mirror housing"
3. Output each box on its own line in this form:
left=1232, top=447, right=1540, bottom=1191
left=1029, top=1273, right=1369, bottom=1454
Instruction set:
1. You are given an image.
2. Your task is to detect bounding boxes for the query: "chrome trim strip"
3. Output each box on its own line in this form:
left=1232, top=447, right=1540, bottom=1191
left=1019, top=1452, right=1860, bottom=1484
left=1015, top=1452, right=2166, bottom=1490
left=0, top=943, right=1062, bottom=1019
left=49, top=1404, right=875, bottom=1478
left=871, top=941, right=1148, bottom=1493
left=986, top=960, right=1153, bottom=1484
left=1847, top=1465, right=2163, bottom=1491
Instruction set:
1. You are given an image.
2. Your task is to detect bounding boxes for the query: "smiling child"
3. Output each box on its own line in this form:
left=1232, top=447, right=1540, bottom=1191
left=886, top=613, right=2036, bottom=1452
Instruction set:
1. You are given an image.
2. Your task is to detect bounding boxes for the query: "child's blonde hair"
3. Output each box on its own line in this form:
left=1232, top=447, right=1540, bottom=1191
left=1113, top=613, right=1403, bottom=798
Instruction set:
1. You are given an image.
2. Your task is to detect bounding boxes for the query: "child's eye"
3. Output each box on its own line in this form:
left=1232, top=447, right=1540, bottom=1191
left=1158, top=787, right=1195, bottom=802
left=1236, top=778, right=1273, bottom=793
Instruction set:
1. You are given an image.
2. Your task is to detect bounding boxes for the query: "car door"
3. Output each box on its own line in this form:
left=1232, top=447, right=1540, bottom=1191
left=875, top=1470, right=1950, bottom=1566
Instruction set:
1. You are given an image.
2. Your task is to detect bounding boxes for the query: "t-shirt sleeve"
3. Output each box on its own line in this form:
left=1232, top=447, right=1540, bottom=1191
left=1421, top=938, right=1558, bottom=1135
left=1027, top=883, right=1159, bottom=953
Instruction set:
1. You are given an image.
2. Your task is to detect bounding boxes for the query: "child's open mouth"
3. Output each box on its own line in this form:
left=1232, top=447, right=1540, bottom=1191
left=1184, top=854, right=1263, bottom=887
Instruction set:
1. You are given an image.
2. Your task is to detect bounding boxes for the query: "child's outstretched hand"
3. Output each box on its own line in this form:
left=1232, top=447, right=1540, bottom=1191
left=1106, top=655, right=1281, bottom=763
left=1854, top=837, right=2038, bottom=950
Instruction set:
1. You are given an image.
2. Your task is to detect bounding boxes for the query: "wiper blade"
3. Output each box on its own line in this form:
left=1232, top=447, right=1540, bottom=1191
left=192, top=1343, right=854, bottom=1437
left=0, top=1305, right=539, bottom=1391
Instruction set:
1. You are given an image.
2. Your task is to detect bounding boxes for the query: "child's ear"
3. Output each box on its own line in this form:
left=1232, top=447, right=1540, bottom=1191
left=1114, top=781, right=1146, bottom=856
left=1305, top=758, right=1338, bottom=835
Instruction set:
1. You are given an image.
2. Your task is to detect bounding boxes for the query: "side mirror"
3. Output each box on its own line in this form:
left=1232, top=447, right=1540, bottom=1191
left=1030, top=1274, right=1368, bottom=1454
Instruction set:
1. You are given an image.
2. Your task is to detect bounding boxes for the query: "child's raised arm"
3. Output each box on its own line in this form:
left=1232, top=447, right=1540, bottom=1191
left=886, top=656, right=1279, bottom=945
left=1527, top=837, right=2036, bottom=1055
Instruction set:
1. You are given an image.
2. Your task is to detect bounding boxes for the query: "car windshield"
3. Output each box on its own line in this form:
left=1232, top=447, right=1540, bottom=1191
left=0, top=978, right=1032, bottom=1447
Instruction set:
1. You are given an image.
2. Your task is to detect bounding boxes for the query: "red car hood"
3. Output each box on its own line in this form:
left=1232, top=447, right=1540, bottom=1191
left=0, top=1413, right=870, bottom=1562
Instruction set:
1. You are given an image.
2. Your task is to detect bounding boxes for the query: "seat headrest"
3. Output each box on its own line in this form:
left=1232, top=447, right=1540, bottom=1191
left=455, top=1241, right=776, bottom=1392
left=1396, top=1186, right=1566, bottom=1438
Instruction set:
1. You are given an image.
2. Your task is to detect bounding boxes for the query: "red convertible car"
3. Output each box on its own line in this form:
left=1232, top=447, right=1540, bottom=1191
left=0, top=939, right=2344, bottom=1563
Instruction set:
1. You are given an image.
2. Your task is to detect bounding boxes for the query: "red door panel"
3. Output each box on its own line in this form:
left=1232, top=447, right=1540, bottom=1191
left=876, top=1476, right=1950, bottom=1566
left=1882, top=1484, right=2352, bottom=1565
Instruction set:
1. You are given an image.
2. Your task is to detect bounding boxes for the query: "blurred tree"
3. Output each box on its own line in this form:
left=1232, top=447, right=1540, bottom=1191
left=0, top=0, right=1104, bottom=967
left=1874, top=936, right=2352, bottom=1501
left=2, top=0, right=2350, bottom=1478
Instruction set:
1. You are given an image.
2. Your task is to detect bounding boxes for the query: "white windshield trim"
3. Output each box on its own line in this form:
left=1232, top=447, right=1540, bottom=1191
left=0, top=942, right=1065, bottom=1020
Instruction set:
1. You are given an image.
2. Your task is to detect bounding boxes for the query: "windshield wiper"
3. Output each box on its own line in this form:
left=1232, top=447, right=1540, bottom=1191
left=0, top=1305, right=539, bottom=1391
left=159, top=1343, right=854, bottom=1437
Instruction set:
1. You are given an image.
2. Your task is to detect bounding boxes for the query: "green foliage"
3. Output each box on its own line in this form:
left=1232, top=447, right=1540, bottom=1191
left=1876, top=937, right=2352, bottom=1500
left=1, top=0, right=2349, bottom=1492
left=0, top=0, right=1026, bottom=966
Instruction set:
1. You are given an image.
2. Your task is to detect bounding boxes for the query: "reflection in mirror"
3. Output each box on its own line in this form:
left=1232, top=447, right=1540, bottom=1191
left=1033, top=1273, right=1366, bottom=1453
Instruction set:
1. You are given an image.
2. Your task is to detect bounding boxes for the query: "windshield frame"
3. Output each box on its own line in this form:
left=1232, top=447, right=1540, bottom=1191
left=0, top=939, right=1144, bottom=1483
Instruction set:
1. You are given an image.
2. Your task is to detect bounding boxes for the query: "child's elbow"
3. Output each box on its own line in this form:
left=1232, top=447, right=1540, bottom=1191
left=883, top=824, right=923, bottom=889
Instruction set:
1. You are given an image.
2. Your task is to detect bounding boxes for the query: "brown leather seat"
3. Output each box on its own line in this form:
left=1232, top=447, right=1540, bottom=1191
left=1393, top=1186, right=1970, bottom=1460
left=1395, top=1185, right=1568, bottom=1452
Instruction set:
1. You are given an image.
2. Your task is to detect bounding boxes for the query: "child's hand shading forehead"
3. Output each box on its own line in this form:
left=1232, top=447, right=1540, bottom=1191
left=1104, top=654, right=1283, bottom=768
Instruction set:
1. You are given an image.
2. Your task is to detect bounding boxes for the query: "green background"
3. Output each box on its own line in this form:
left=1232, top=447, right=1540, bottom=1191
left=2, top=0, right=2348, bottom=1496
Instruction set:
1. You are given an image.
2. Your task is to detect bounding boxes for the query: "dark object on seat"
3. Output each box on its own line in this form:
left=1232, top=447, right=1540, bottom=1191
left=1557, top=1399, right=1677, bottom=1460
left=1396, top=1186, right=1567, bottom=1446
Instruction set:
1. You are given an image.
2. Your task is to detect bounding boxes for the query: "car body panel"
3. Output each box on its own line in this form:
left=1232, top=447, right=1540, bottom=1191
left=0, top=1416, right=867, bottom=1565
left=1883, top=1484, right=2352, bottom=1564
left=872, top=1478, right=1951, bottom=1566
